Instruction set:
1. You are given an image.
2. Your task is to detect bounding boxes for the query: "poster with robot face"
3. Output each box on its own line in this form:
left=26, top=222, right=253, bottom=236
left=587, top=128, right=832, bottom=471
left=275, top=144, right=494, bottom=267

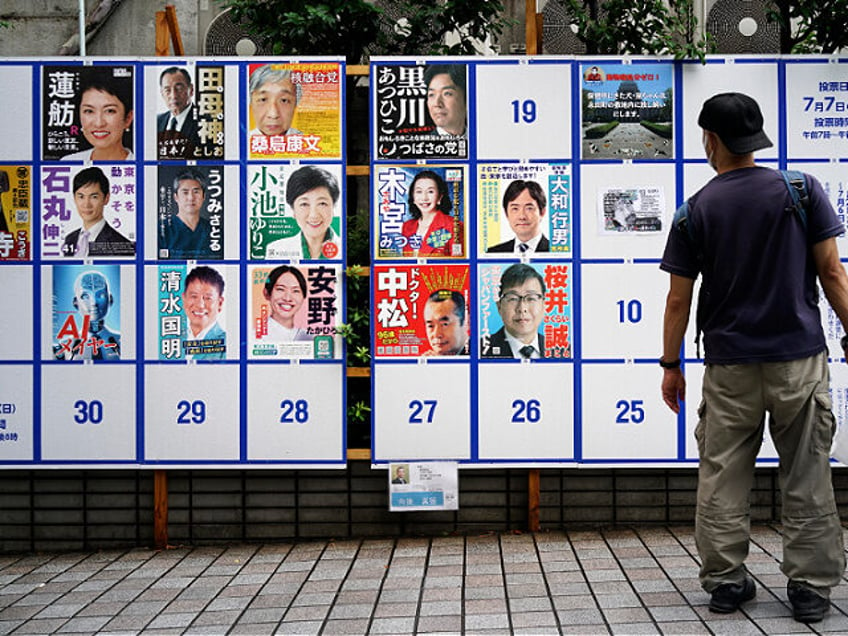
left=52, top=264, right=122, bottom=361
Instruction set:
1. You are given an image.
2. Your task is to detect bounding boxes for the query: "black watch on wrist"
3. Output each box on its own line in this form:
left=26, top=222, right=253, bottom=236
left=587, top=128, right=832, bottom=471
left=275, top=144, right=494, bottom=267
left=841, top=335, right=848, bottom=351
left=659, top=357, right=681, bottom=369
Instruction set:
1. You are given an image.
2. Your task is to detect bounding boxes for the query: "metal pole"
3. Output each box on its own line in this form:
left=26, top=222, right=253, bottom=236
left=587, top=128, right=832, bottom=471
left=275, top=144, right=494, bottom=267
left=79, top=0, right=86, bottom=56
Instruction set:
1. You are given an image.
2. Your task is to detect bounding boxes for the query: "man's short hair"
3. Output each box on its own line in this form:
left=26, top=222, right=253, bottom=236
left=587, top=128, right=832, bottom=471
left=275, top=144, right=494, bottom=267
left=423, top=64, right=466, bottom=97
left=184, top=265, right=224, bottom=296
left=265, top=265, right=307, bottom=297
left=173, top=168, right=207, bottom=195
left=159, top=66, right=192, bottom=87
left=286, top=166, right=340, bottom=207
left=73, top=166, right=109, bottom=196
left=503, top=180, right=546, bottom=213
left=249, top=64, right=303, bottom=104
left=499, top=263, right=546, bottom=297
left=427, top=289, right=466, bottom=326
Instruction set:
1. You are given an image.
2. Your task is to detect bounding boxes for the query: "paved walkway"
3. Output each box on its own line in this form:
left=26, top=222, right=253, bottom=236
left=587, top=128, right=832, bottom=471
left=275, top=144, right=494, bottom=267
left=1, top=525, right=847, bottom=635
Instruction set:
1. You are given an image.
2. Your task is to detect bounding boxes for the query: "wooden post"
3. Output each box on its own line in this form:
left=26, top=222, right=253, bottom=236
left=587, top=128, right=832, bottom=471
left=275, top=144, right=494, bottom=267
left=154, top=470, right=168, bottom=549
left=528, top=469, right=540, bottom=531
left=525, top=0, right=538, bottom=55
left=154, top=10, right=170, bottom=56
left=164, top=5, right=185, bottom=56
left=154, top=5, right=185, bottom=57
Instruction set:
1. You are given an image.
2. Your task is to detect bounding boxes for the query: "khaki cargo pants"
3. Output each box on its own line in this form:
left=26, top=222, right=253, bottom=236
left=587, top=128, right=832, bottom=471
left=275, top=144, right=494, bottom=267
left=695, top=351, right=845, bottom=595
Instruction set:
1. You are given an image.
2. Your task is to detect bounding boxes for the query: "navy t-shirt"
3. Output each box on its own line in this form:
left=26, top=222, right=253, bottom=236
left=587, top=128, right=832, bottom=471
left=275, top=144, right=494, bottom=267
left=661, top=166, right=843, bottom=364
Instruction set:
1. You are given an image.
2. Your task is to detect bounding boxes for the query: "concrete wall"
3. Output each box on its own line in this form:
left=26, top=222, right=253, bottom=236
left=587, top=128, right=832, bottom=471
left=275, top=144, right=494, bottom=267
left=0, top=0, right=201, bottom=57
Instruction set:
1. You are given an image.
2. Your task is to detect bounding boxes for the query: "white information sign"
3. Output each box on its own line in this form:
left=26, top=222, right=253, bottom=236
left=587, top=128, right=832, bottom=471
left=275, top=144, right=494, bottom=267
left=389, top=461, right=459, bottom=511
left=0, top=365, right=33, bottom=461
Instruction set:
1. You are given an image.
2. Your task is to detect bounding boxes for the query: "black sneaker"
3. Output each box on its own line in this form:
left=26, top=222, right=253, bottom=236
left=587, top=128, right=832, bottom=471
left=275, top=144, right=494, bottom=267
left=788, top=581, right=830, bottom=623
left=709, top=576, right=756, bottom=613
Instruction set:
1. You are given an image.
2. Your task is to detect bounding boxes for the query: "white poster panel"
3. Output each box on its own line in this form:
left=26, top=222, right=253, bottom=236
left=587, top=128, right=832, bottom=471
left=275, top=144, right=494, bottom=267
left=0, top=365, right=33, bottom=461
left=0, top=266, right=33, bottom=360
left=785, top=61, right=848, bottom=160
left=0, top=66, right=33, bottom=161
left=144, top=364, right=240, bottom=461
left=373, top=363, right=470, bottom=461
left=41, top=365, right=136, bottom=461
left=581, top=363, right=677, bottom=461
left=475, top=62, right=571, bottom=160
left=680, top=60, right=779, bottom=161
left=581, top=263, right=667, bottom=360
left=477, top=363, right=574, bottom=461
left=247, top=364, right=344, bottom=462
left=683, top=362, right=779, bottom=463
left=788, top=161, right=848, bottom=256
left=580, top=162, right=675, bottom=260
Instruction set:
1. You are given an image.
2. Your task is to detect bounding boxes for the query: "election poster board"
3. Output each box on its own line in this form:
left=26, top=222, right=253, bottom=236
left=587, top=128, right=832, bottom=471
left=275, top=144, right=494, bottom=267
left=370, top=54, right=848, bottom=468
left=0, top=56, right=346, bottom=469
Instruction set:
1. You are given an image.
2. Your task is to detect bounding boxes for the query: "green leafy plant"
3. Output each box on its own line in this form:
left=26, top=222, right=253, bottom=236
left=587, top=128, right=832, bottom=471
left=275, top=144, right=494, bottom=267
left=766, top=0, right=848, bottom=53
left=561, top=0, right=714, bottom=61
left=224, top=0, right=515, bottom=63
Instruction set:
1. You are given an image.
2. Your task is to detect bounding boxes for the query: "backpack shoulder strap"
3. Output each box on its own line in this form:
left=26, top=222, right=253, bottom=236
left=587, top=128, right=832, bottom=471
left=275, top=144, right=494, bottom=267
left=779, top=169, right=809, bottom=230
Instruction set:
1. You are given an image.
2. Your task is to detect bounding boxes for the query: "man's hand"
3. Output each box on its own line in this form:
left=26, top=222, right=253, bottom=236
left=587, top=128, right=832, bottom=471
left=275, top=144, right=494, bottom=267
left=662, top=367, right=686, bottom=414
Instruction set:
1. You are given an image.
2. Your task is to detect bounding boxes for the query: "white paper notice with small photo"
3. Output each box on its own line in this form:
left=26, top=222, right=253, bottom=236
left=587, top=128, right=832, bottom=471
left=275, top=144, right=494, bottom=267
left=389, top=461, right=459, bottom=511
left=597, top=186, right=665, bottom=235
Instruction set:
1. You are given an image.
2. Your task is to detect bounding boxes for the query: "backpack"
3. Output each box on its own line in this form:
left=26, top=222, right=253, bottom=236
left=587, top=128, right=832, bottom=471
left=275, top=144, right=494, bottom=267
left=671, top=169, right=811, bottom=356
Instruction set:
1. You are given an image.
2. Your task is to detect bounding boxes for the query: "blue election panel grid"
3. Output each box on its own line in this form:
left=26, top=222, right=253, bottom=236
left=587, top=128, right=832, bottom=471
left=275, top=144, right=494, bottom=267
left=0, top=56, right=346, bottom=468
left=369, top=55, right=848, bottom=467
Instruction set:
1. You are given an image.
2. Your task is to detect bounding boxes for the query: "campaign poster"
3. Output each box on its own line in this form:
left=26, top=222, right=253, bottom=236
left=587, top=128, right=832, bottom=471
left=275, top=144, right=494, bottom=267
left=246, top=62, right=342, bottom=160
left=478, top=262, right=571, bottom=359
left=478, top=163, right=572, bottom=256
left=42, top=65, right=135, bottom=162
left=248, top=163, right=343, bottom=260
left=157, top=264, right=229, bottom=361
left=0, top=166, right=31, bottom=261
left=597, top=185, right=666, bottom=234
left=155, top=63, right=225, bottom=160
left=372, top=263, right=471, bottom=358
left=374, top=62, right=469, bottom=161
left=52, top=264, right=122, bottom=361
left=580, top=62, right=674, bottom=160
left=373, top=164, right=467, bottom=260
left=248, top=263, right=341, bottom=360
left=40, top=164, right=136, bottom=260
left=157, top=165, right=224, bottom=261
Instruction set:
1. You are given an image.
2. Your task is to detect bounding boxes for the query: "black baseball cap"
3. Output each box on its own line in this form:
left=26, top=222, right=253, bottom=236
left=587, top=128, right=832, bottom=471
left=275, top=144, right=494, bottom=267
left=698, top=92, right=773, bottom=154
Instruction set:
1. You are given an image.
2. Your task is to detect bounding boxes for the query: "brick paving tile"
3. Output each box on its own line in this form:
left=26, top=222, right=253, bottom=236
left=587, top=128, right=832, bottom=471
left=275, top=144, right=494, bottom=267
left=274, top=619, right=323, bottom=634
left=602, top=605, right=653, bottom=623
left=369, top=615, right=416, bottom=634
left=415, top=612, right=462, bottom=632
left=322, top=617, right=371, bottom=634
left=228, top=622, right=278, bottom=635
left=372, top=601, right=417, bottom=618
left=464, top=612, right=510, bottom=630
